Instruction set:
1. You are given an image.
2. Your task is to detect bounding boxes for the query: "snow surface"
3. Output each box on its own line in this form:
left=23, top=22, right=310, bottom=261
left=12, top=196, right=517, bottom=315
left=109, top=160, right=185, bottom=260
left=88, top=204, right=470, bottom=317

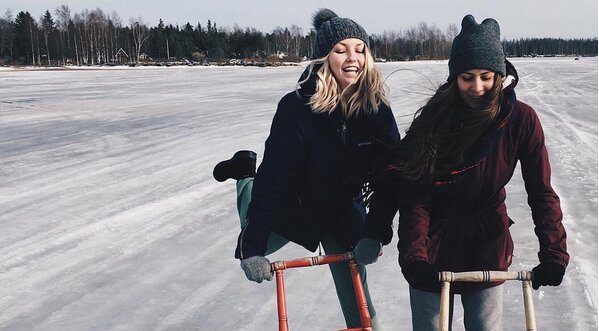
left=0, top=58, right=596, bottom=330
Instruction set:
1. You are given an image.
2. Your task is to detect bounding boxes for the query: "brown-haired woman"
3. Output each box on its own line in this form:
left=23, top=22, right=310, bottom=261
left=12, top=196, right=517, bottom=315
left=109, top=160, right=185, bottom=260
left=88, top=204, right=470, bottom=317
left=389, top=15, right=569, bottom=330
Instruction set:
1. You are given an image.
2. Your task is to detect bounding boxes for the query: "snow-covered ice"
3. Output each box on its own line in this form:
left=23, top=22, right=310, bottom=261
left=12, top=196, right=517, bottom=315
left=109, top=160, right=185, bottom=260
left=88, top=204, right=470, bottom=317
left=0, top=58, right=596, bottom=330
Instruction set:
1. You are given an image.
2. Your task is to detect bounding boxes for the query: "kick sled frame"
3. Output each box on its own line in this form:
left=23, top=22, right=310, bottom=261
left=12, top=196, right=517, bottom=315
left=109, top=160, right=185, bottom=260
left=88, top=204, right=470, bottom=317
left=438, top=270, right=537, bottom=331
left=270, top=252, right=373, bottom=331
left=269, top=253, right=538, bottom=331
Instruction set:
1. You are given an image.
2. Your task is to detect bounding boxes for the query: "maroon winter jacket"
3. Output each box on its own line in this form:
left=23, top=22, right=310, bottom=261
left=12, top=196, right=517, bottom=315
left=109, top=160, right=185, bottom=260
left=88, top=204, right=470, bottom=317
left=397, top=68, right=569, bottom=293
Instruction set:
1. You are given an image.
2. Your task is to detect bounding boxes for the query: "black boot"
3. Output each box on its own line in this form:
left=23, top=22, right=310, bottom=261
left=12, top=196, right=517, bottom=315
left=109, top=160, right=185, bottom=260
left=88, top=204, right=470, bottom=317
left=213, top=150, right=257, bottom=182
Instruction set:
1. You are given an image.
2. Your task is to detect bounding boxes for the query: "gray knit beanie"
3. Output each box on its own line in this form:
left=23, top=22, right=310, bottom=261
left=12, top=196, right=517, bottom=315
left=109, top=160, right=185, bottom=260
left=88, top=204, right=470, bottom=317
left=448, top=15, right=506, bottom=81
left=312, top=8, right=369, bottom=59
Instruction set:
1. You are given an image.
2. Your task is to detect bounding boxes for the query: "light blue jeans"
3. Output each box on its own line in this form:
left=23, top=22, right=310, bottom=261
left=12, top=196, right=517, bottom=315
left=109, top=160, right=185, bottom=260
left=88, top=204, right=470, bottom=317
left=409, top=285, right=503, bottom=331
left=237, top=178, right=380, bottom=330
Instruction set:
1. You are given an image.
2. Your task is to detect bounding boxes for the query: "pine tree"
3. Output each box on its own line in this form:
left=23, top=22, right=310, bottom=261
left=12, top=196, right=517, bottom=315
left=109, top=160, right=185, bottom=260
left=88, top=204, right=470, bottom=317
left=40, top=10, right=54, bottom=65
left=14, top=11, right=37, bottom=64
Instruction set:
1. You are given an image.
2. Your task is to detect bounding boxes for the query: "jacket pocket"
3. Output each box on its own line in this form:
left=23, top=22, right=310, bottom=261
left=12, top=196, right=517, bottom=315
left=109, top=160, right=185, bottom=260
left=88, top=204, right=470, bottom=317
left=473, top=226, right=514, bottom=270
left=427, top=218, right=454, bottom=266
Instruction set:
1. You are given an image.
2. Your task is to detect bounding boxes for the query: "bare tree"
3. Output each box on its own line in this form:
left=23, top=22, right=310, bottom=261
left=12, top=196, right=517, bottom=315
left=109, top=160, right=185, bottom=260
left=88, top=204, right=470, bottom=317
left=86, top=9, right=105, bottom=64
left=305, top=29, right=316, bottom=59
left=130, top=16, right=149, bottom=64
left=282, top=27, right=292, bottom=54
left=383, top=29, right=399, bottom=59
left=416, top=22, right=429, bottom=58
left=427, top=24, right=444, bottom=59
left=110, top=11, right=121, bottom=62
left=80, top=10, right=93, bottom=65
left=55, top=5, right=71, bottom=64
left=72, top=12, right=83, bottom=65
left=289, top=24, right=303, bottom=56
left=271, top=26, right=283, bottom=53
left=446, top=23, right=459, bottom=42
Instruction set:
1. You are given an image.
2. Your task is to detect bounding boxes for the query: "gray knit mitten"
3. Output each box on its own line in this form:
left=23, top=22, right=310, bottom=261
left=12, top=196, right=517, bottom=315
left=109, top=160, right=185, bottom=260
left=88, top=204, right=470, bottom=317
left=240, top=256, right=272, bottom=283
left=354, top=238, right=382, bottom=265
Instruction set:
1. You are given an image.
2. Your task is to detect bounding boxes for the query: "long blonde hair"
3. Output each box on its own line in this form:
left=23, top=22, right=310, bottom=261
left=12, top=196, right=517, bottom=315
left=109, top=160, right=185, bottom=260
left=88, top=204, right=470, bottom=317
left=298, top=47, right=388, bottom=118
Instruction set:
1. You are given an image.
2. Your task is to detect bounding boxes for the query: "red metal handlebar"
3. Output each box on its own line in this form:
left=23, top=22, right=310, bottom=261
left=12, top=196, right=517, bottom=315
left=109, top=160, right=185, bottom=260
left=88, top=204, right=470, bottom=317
left=271, top=252, right=354, bottom=272
left=270, top=252, right=372, bottom=331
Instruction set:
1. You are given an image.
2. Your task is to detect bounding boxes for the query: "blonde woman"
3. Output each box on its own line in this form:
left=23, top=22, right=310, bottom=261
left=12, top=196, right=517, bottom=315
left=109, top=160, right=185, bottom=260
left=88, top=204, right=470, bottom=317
left=212, top=8, right=399, bottom=330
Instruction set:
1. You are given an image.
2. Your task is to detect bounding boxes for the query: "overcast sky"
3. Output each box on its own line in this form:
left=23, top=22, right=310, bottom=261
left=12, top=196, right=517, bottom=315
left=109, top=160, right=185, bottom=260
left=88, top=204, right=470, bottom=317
left=3, top=0, right=597, bottom=39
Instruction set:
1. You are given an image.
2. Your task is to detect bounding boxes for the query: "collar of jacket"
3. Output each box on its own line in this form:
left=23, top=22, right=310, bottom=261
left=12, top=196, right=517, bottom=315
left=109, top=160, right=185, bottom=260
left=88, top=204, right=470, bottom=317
left=297, top=63, right=322, bottom=96
left=296, top=64, right=359, bottom=132
left=438, top=59, right=520, bottom=176
left=502, top=59, right=519, bottom=92
left=434, top=84, right=519, bottom=185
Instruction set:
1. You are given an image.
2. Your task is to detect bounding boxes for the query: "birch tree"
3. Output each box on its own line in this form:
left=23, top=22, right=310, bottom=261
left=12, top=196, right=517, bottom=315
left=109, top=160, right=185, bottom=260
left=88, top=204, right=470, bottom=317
left=72, top=13, right=84, bottom=64
left=289, top=24, right=302, bottom=57
left=29, top=13, right=37, bottom=65
left=110, top=11, right=122, bottom=63
left=55, top=5, right=71, bottom=64
left=130, top=16, right=149, bottom=64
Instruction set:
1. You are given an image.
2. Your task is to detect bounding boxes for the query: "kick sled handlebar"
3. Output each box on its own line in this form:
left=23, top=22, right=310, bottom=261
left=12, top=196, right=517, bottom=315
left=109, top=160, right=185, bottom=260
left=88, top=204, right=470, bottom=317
left=438, top=270, right=537, bottom=331
left=270, top=252, right=373, bottom=331
left=270, top=251, right=356, bottom=272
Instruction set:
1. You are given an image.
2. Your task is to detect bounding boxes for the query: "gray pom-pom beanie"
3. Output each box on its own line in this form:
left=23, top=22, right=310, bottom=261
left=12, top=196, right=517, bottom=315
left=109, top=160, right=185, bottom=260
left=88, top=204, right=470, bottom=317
left=312, top=8, right=369, bottom=59
left=448, top=15, right=506, bottom=81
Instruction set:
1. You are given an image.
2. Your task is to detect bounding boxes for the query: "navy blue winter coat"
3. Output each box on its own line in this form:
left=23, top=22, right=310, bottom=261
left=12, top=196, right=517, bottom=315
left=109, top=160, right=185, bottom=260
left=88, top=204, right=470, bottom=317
left=235, top=70, right=400, bottom=259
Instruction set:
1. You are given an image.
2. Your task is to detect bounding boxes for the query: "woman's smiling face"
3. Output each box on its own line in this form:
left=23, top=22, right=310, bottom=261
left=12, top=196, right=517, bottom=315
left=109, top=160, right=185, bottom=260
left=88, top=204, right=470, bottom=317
left=328, top=38, right=366, bottom=90
left=457, top=69, right=496, bottom=108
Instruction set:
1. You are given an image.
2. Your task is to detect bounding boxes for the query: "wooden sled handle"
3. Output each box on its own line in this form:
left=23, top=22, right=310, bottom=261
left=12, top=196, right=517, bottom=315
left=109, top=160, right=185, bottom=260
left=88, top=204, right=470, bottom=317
left=438, top=270, right=533, bottom=283
left=438, top=270, right=537, bottom=331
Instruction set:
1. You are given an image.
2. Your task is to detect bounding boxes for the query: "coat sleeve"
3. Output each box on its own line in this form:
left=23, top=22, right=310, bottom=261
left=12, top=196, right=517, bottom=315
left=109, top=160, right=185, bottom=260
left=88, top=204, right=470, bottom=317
left=517, top=102, right=569, bottom=267
left=363, top=171, right=398, bottom=245
left=397, top=188, right=432, bottom=267
left=235, top=94, right=306, bottom=259
left=363, top=104, right=401, bottom=245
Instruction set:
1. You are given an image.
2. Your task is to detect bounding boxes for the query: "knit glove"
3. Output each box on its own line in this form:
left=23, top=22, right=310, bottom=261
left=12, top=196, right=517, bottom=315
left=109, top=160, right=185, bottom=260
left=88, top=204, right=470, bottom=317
left=240, top=256, right=272, bottom=283
left=532, top=262, right=565, bottom=290
left=354, top=238, right=382, bottom=265
left=402, top=260, right=440, bottom=291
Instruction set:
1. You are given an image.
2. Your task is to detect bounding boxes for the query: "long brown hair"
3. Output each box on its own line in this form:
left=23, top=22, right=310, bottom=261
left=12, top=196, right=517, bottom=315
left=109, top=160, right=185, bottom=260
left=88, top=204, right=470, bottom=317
left=397, top=74, right=503, bottom=180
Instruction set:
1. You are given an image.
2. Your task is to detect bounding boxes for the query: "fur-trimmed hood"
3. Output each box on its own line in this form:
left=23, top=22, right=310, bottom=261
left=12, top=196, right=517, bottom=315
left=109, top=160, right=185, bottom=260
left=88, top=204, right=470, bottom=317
left=502, top=59, right=518, bottom=92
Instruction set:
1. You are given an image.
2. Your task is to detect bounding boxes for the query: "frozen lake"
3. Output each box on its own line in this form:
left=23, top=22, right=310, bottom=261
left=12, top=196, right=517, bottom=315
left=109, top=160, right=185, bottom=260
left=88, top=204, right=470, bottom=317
left=0, top=58, right=597, bottom=330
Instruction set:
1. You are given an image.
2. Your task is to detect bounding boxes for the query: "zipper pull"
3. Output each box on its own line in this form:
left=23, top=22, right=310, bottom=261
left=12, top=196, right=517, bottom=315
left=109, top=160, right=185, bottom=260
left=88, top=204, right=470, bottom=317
left=341, top=121, right=347, bottom=146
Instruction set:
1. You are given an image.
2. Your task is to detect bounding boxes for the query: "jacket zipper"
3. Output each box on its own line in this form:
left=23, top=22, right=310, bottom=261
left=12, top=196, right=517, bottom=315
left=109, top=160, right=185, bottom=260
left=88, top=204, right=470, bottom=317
left=341, top=121, right=347, bottom=147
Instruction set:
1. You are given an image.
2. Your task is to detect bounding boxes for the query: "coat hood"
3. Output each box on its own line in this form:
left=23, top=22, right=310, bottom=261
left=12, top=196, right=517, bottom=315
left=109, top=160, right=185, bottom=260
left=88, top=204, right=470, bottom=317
left=297, top=63, right=323, bottom=96
left=502, top=59, right=518, bottom=92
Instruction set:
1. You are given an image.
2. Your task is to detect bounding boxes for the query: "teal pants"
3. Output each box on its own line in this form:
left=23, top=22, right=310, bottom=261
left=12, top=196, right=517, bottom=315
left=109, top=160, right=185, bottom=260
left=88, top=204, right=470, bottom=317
left=237, top=178, right=380, bottom=330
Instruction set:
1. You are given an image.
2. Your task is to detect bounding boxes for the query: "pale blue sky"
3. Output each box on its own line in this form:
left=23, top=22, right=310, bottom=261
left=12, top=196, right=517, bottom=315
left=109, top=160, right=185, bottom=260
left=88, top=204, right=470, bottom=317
left=3, top=0, right=597, bottom=39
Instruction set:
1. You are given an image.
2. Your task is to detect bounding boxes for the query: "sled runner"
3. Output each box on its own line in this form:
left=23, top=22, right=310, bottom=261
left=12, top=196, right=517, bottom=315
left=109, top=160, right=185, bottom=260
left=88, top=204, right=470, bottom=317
left=270, top=252, right=373, bottom=331
left=438, top=270, right=537, bottom=331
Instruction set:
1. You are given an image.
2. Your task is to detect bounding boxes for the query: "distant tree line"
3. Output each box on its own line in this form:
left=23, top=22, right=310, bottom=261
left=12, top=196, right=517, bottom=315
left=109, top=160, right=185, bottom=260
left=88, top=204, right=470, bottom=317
left=502, top=38, right=598, bottom=58
left=0, top=6, right=596, bottom=66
